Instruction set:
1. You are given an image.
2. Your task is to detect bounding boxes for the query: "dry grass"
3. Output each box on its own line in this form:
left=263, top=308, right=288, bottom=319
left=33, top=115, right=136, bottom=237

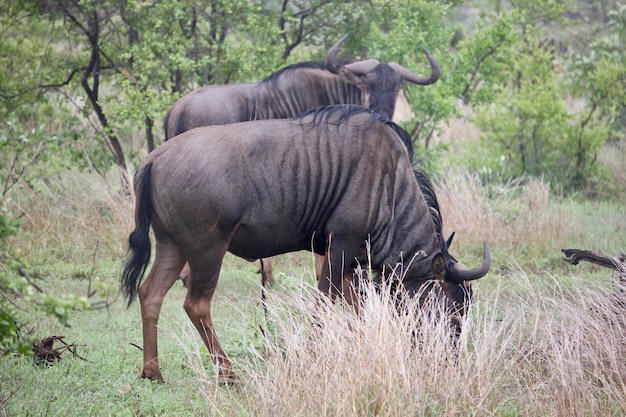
left=439, top=172, right=571, bottom=252
left=176, top=272, right=626, bottom=417
left=433, top=169, right=624, bottom=273
left=595, top=139, right=626, bottom=198
left=8, top=171, right=133, bottom=266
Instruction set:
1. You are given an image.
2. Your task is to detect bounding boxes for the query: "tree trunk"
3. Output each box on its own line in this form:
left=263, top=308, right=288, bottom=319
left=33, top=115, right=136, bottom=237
left=145, top=116, right=155, bottom=153
left=77, top=5, right=132, bottom=198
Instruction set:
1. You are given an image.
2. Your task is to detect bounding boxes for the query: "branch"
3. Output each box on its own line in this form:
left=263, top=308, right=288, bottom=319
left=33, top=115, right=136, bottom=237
left=562, top=248, right=626, bottom=272
left=2, top=145, right=44, bottom=199
left=460, top=35, right=507, bottom=104
left=17, top=266, right=45, bottom=294
left=0, top=67, right=85, bottom=101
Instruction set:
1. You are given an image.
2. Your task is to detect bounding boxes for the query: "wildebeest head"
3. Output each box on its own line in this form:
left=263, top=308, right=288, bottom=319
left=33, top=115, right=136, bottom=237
left=395, top=169, right=490, bottom=332
left=324, top=35, right=440, bottom=119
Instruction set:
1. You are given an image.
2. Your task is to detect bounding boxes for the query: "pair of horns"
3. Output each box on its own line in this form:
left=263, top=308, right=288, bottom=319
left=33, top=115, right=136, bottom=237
left=324, top=35, right=440, bottom=85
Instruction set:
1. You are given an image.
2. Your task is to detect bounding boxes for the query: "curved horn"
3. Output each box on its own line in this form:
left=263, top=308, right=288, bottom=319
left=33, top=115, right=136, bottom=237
left=451, top=241, right=491, bottom=282
left=324, top=34, right=349, bottom=73
left=387, top=46, right=440, bottom=85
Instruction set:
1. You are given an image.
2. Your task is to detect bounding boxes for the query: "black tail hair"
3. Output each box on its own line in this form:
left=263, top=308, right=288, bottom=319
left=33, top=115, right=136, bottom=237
left=121, top=161, right=154, bottom=307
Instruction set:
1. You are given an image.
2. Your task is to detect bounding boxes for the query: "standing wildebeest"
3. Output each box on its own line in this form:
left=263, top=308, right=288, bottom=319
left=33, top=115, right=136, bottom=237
left=165, top=35, right=441, bottom=285
left=164, top=35, right=440, bottom=138
left=122, top=105, right=490, bottom=383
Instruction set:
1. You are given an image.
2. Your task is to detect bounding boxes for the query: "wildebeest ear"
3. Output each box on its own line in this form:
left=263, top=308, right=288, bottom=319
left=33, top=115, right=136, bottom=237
left=432, top=254, right=446, bottom=280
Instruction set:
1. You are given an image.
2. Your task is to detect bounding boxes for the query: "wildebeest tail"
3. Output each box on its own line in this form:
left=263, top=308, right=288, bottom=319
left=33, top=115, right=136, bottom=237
left=121, top=161, right=154, bottom=307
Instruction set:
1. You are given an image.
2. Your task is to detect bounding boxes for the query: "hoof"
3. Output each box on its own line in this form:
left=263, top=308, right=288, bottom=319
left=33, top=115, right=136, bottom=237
left=141, top=370, right=164, bottom=382
left=218, top=372, right=238, bottom=386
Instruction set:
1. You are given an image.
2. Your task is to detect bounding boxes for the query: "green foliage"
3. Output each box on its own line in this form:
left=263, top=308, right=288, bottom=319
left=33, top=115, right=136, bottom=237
left=473, top=31, right=577, bottom=184
left=0, top=206, right=21, bottom=241
left=0, top=204, right=30, bottom=355
left=0, top=113, right=114, bottom=356
left=110, top=0, right=286, bottom=150
left=2, top=0, right=623, bottom=194
left=451, top=13, right=518, bottom=106
left=565, top=4, right=626, bottom=142
left=465, top=0, right=622, bottom=192
left=367, top=0, right=455, bottom=153
left=0, top=303, right=33, bottom=356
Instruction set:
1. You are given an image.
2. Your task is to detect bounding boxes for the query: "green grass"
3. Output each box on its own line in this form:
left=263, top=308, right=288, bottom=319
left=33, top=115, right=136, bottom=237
left=0, top=255, right=275, bottom=416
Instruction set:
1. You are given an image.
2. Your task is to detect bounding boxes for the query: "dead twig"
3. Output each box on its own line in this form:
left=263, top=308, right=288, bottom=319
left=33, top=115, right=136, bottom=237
left=32, top=335, right=91, bottom=365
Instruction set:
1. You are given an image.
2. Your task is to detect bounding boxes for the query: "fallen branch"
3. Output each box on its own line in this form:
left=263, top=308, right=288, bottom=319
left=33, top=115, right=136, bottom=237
left=562, top=248, right=626, bottom=294
left=562, top=248, right=626, bottom=272
left=32, top=335, right=91, bottom=365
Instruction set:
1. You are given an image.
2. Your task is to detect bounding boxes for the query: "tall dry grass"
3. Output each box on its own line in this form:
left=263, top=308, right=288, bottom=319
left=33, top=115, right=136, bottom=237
left=178, top=272, right=626, bottom=416
left=8, top=172, right=133, bottom=265
left=595, top=139, right=626, bottom=198
left=433, top=170, right=614, bottom=272
left=437, top=171, right=565, bottom=251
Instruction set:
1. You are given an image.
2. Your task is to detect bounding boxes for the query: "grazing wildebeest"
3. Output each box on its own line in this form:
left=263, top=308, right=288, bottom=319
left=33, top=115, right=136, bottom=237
left=122, top=105, right=490, bottom=383
left=165, top=35, right=440, bottom=286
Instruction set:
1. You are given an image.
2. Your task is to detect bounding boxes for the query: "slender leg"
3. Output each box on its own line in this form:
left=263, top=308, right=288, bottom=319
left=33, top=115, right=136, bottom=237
left=259, top=257, right=274, bottom=287
left=314, top=254, right=325, bottom=281
left=317, top=252, right=332, bottom=298
left=138, top=239, right=186, bottom=381
left=184, top=242, right=237, bottom=383
left=317, top=238, right=360, bottom=311
left=340, top=272, right=360, bottom=314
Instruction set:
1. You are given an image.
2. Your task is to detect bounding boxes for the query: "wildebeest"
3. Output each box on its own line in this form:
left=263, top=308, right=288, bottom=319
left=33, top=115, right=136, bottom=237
left=122, top=105, right=490, bottom=383
left=165, top=35, right=440, bottom=285
left=164, top=35, right=440, bottom=138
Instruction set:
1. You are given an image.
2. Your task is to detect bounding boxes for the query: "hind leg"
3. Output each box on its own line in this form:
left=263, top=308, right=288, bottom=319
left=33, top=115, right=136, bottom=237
left=138, top=238, right=186, bottom=381
left=184, top=241, right=236, bottom=383
left=259, top=257, right=274, bottom=287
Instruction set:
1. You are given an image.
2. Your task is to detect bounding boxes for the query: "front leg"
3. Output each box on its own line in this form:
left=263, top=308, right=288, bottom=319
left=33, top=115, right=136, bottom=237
left=317, top=236, right=361, bottom=311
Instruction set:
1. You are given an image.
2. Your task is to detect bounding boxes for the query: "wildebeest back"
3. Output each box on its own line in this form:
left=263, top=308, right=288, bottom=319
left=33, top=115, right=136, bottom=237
left=146, top=107, right=434, bottom=273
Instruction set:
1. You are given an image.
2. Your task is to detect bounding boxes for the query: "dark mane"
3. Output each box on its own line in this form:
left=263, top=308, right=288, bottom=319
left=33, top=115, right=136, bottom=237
left=260, top=58, right=354, bottom=86
left=293, top=105, right=414, bottom=161
left=413, top=169, right=443, bottom=235
left=413, top=169, right=462, bottom=279
left=260, top=61, right=324, bottom=85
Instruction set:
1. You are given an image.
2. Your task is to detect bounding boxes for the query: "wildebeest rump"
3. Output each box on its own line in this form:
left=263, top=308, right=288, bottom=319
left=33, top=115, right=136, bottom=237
left=122, top=105, right=490, bottom=383
left=165, top=35, right=440, bottom=285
